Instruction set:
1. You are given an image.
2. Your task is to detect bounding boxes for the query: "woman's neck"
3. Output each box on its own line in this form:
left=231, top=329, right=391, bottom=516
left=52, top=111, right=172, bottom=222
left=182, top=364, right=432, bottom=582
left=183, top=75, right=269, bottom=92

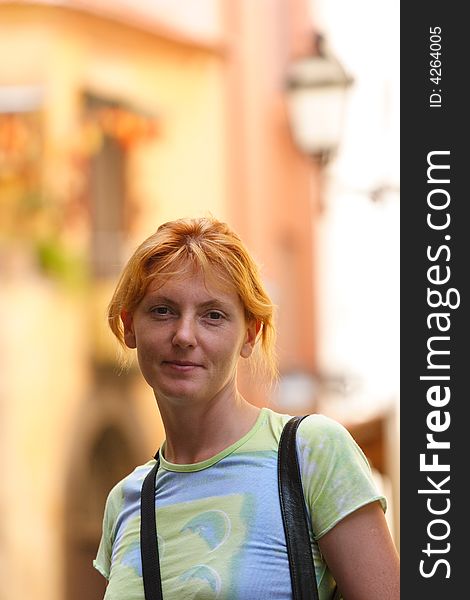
left=156, top=391, right=260, bottom=465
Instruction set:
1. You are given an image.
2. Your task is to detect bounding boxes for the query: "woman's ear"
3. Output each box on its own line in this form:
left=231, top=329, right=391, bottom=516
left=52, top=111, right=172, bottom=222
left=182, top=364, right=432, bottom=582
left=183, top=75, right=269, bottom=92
left=121, top=310, right=136, bottom=349
left=240, top=319, right=261, bottom=359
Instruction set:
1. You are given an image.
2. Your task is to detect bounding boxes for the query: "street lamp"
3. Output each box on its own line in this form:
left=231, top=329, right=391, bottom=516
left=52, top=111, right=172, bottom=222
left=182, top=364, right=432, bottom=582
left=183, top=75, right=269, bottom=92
left=286, top=34, right=353, bottom=163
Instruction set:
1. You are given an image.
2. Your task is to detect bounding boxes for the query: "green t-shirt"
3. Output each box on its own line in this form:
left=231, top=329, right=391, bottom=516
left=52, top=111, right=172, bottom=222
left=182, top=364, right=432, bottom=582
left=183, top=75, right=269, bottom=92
left=94, top=408, right=386, bottom=599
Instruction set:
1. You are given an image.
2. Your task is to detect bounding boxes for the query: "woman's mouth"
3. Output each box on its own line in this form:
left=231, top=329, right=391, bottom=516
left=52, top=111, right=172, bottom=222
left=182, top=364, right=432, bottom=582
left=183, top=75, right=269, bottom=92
left=162, top=360, right=203, bottom=371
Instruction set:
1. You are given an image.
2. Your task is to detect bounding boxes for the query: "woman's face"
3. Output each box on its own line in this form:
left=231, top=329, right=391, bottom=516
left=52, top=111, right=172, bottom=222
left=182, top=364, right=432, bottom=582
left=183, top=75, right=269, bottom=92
left=121, top=265, right=257, bottom=408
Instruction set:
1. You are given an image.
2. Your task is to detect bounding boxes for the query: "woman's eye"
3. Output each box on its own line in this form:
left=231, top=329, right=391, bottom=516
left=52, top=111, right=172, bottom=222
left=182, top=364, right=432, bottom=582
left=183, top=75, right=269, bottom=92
left=207, top=311, right=224, bottom=320
left=152, top=306, right=170, bottom=315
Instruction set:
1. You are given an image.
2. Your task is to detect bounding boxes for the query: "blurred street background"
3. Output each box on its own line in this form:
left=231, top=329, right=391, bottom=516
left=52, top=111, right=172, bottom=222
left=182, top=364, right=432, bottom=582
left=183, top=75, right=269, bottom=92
left=0, top=1, right=399, bottom=598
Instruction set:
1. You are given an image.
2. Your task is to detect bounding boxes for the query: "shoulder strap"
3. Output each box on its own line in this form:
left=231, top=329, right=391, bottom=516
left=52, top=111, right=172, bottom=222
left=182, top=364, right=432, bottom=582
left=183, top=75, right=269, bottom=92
left=278, top=415, right=319, bottom=600
left=140, top=452, right=163, bottom=600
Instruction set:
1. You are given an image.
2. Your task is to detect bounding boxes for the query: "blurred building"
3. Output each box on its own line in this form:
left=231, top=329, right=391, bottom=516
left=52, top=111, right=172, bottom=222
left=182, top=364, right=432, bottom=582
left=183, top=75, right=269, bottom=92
left=0, top=1, right=327, bottom=598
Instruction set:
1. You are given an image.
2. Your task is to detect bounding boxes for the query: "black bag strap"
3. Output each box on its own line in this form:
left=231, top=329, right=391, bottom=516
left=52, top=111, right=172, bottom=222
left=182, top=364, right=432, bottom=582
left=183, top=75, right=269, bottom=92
left=140, top=451, right=163, bottom=600
left=278, top=415, right=320, bottom=600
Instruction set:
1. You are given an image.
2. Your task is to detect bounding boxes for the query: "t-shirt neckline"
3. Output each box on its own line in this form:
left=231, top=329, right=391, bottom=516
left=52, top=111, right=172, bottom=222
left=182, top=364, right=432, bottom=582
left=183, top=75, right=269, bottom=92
left=160, top=407, right=268, bottom=472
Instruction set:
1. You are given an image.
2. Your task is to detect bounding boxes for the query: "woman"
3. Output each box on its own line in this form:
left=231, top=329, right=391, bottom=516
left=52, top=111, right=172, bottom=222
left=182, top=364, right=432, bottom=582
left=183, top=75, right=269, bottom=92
left=94, top=216, right=400, bottom=599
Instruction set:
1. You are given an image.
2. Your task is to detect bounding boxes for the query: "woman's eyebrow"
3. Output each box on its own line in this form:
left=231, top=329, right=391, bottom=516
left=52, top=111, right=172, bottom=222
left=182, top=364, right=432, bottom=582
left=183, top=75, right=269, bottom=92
left=144, top=294, right=175, bottom=305
left=198, top=299, right=230, bottom=310
left=144, top=295, right=231, bottom=310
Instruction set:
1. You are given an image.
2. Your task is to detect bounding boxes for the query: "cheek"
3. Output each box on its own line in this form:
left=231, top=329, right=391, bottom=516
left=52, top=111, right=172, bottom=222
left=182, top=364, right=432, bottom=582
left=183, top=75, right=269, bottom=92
left=134, top=331, right=161, bottom=367
left=135, top=346, right=161, bottom=390
left=136, top=328, right=162, bottom=352
left=134, top=319, right=166, bottom=347
left=212, top=334, right=246, bottom=366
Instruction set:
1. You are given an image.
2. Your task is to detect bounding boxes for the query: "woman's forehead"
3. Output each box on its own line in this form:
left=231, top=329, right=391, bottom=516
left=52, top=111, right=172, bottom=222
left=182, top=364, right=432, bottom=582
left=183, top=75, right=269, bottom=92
left=145, top=262, right=238, bottom=299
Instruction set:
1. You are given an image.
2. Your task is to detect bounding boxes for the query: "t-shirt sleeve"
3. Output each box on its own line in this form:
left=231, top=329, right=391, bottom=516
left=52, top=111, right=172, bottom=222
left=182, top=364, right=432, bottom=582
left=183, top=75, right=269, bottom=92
left=297, top=414, right=387, bottom=540
left=93, top=482, right=123, bottom=580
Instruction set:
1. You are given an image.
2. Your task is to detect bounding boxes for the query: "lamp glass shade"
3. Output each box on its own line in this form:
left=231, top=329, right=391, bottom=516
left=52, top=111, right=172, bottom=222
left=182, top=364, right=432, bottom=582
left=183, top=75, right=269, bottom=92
left=286, top=40, right=353, bottom=159
left=287, top=85, right=345, bottom=156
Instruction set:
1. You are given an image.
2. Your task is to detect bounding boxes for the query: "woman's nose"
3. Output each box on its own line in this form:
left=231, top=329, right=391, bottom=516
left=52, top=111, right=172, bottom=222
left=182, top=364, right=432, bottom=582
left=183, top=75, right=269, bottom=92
left=172, top=316, right=197, bottom=348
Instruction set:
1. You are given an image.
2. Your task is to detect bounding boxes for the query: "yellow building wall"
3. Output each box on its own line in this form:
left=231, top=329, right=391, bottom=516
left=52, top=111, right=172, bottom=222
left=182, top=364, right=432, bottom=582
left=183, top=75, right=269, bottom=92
left=0, top=282, right=90, bottom=599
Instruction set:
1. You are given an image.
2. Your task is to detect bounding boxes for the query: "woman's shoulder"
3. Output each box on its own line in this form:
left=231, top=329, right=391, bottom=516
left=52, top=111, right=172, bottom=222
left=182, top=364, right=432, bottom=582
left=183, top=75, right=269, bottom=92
left=297, top=413, right=367, bottom=462
left=263, top=409, right=368, bottom=473
left=104, top=459, right=156, bottom=515
left=263, top=408, right=354, bottom=446
left=298, top=412, right=353, bottom=441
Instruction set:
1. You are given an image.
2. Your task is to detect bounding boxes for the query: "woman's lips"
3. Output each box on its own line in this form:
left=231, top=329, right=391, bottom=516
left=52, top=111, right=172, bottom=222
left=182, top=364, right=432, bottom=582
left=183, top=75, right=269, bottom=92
left=162, top=360, right=203, bottom=371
